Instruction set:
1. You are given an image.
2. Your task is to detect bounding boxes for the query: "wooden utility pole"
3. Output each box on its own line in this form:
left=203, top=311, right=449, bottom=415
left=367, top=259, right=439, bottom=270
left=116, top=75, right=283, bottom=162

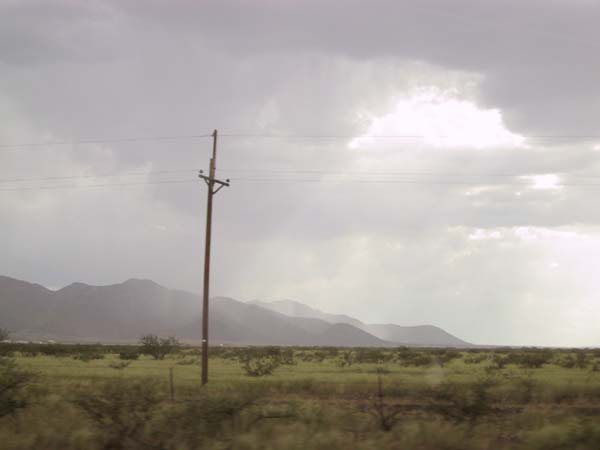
left=199, top=129, right=229, bottom=385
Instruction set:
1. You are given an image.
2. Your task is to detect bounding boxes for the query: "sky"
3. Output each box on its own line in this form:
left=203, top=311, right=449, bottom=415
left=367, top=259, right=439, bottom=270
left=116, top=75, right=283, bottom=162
left=1, top=0, right=599, bottom=346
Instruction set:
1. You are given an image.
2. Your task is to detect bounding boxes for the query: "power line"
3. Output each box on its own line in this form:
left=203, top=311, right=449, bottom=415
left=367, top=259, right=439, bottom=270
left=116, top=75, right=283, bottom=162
left=6, top=168, right=600, bottom=187
left=0, top=179, right=196, bottom=192
left=219, top=133, right=600, bottom=140
left=5, top=165, right=600, bottom=188
left=2, top=132, right=600, bottom=152
left=217, top=168, right=600, bottom=179
left=0, top=134, right=213, bottom=151
left=5, top=176, right=600, bottom=192
left=0, top=169, right=197, bottom=184
left=227, top=177, right=600, bottom=187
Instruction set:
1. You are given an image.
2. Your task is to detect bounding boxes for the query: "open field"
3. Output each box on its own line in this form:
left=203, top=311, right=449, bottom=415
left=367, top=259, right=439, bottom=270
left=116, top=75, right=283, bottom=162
left=2, top=344, right=600, bottom=449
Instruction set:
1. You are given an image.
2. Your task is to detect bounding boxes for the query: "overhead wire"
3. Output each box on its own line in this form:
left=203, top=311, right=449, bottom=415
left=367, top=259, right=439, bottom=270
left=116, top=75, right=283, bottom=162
left=0, top=134, right=213, bottom=152
left=4, top=167, right=600, bottom=188
left=0, top=179, right=197, bottom=192
left=219, top=133, right=600, bottom=140
left=4, top=173, right=600, bottom=191
left=217, top=168, right=600, bottom=179
left=226, top=177, right=600, bottom=188
left=1, top=132, right=600, bottom=153
left=0, top=169, right=198, bottom=184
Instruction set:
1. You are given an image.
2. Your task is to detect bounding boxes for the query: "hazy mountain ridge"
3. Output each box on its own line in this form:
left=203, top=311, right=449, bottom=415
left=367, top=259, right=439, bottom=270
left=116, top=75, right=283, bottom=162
left=250, top=299, right=471, bottom=347
left=0, top=276, right=470, bottom=347
left=249, top=299, right=365, bottom=329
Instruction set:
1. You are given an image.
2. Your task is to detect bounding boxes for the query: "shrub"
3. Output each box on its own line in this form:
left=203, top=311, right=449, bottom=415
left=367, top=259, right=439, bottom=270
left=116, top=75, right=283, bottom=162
left=430, top=375, right=499, bottom=423
left=411, top=354, right=434, bottom=367
left=464, top=354, right=488, bottom=365
left=0, top=357, right=35, bottom=417
left=118, top=349, right=141, bottom=360
left=525, top=419, right=600, bottom=450
left=505, top=349, right=553, bottom=369
left=240, top=354, right=281, bottom=376
left=237, top=347, right=296, bottom=376
left=108, top=360, right=131, bottom=370
left=433, top=350, right=461, bottom=367
left=176, top=357, right=198, bottom=366
left=156, top=388, right=285, bottom=449
left=73, top=379, right=165, bottom=449
left=558, top=355, right=577, bottom=369
left=354, top=348, right=389, bottom=364
left=313, top=350, right=328, bottom=362
left=358, top=372, right=402, bottom=431
left=335, top=351, right=357, bottom=368
left=73, top=352, right=104, bottom=362
left=504, top=370, right=539, bottom=403
left=139, top=334, right=180, bottom=360
left=395, top=348, right=434, bottom=367
left=575, top=352, right=589, bottom=369
left=491, top=354, right=508, bottom=369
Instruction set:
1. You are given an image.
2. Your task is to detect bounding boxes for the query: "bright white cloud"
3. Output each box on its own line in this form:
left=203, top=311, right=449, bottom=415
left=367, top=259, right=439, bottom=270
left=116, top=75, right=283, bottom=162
left=522, top=174, right=562, bottom=190
left=349, top=87, right=525, bottom=150
left=468, top=229, right=502, bottom=240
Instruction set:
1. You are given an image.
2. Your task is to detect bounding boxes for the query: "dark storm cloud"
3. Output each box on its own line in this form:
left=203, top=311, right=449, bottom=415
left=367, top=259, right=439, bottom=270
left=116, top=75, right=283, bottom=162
left=111, top=0, right=600, bottom=136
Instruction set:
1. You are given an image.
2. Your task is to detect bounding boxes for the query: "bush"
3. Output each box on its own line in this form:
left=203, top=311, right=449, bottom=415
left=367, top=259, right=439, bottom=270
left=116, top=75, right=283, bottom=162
left=300, top=350, right=328, bottom=363
left=575, top=352, right=589, bottom=369
left=505, top=349, right=554, bottom=369
left=162, top=390, right=265, bottom=447
left=156, top=387, right=289, bottom=449
left=491, top=354, right=508, bottom=369
left=433, top=350, right=461, bottom=367
left=525, top=419, right=600, bottom=450
left=430, top=375, right=499, bottom=423
left=354, top=349, right=389, bottom=364
left=139, top=335, right=180, bottom=360
left=118, top=349, right=141, bottom=360
left=464, top=354, right=488, bottom=365
left=176, top=357, right=198, bottom=366
left=241, top=354, right=281, bottom=376
left=73, top=352, right=104, bottom=362
left=237, top=347, right=296, bottom=376
left=395, top=348, right=434, bottom=367
left=358, top=373, right=402, bottom=431
left=108, top=360, right=131, bottom=370
left=0, top=357, right=35, bottom=417
left=335, top=351, right=357, bottom=368
left=73, top=379, right=165, bottom=449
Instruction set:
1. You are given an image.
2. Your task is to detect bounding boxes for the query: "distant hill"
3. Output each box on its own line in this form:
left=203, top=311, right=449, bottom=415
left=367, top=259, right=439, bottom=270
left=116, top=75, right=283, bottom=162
left=180, top=297, right=389, bottom=347
left=0, top=276, right=199, bottom=341
left=249, top=299, right=365, bottom=329
left=250, top=299, right=471, bottom=347
left=0, top=275, right=471, bottom=347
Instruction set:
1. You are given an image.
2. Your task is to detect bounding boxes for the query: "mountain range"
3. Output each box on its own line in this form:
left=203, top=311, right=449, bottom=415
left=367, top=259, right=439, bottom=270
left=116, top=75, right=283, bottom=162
left=0, top=275, right=471, bottom=347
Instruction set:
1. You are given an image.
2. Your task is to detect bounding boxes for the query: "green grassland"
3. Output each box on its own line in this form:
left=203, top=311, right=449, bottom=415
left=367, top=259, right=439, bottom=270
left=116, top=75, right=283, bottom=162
left=2, top=344, right=600, bottom=449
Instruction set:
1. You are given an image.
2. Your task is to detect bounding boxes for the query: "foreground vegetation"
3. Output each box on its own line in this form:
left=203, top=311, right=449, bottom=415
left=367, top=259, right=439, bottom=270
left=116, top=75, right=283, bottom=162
left=1, top=340, right=600, bottom=449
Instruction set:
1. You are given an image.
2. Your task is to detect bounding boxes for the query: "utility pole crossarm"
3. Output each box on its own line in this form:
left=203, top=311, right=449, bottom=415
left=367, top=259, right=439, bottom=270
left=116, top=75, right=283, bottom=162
left=198, top=170, right=230, bottom=193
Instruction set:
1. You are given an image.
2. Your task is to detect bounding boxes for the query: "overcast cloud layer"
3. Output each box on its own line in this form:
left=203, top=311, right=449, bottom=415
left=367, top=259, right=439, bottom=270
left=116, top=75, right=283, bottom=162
left=1, top=0, right=599, bottom=346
